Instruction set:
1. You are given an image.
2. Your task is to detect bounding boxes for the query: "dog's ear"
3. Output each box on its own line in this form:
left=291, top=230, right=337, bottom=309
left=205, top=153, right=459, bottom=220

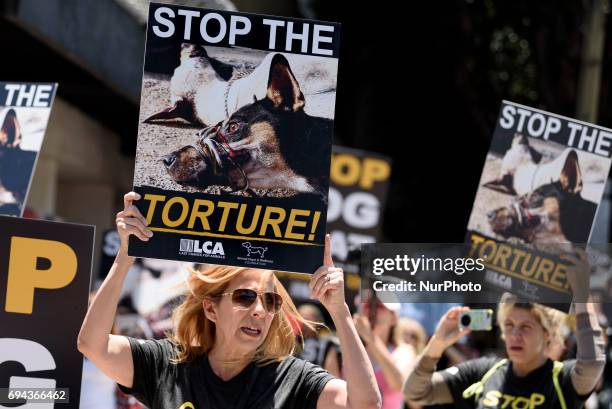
left=180, top=44, right=208, bottom=66
left=483, top=173, right=516, bottom=195
left=560, top=149, right=583, bottom=194
left=209, top=55, right=234, bottom=81
left=181, top=43, right=208, bottom=58
left=143, top=99, right=200, bottom=125
left=528, top=146, right=543, bottom=164
left=266, top=54, right=305, bottom=112
left=512, top=133, right=529, bottom=146
left=1, top=109, right=22, bottom=148
left=179, top=43, right=233, bottom=81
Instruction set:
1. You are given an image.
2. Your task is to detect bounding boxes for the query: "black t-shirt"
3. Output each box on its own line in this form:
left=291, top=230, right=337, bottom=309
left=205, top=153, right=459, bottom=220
left=440, top=356, right=589, bottom=409
left=296, top=336, right=341, bottom=368
left=118, top=337, right=334, bottom=409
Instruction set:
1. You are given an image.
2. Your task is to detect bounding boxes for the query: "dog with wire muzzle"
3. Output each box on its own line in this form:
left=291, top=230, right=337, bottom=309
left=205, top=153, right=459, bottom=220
left=487, top=181, right=597, bottom=243
left=162, top=54, right=332, bottom=201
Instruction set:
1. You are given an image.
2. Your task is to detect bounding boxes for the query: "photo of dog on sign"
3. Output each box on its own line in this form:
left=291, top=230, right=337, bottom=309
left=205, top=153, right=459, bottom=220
left=0, top=106, right=50, bottom=216
left=134, top=41, right=337, bottom=202
left=467, top=130, right=607, bottom=244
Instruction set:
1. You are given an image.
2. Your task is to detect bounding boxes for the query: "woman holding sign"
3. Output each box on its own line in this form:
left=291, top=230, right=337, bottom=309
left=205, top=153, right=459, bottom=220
left=78, top=192, right=381, bottom=409
left=403, top=255, right=605, bottom=409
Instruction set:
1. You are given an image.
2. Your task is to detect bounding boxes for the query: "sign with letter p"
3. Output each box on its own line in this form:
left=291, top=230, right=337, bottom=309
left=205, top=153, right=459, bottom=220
left=0, top=216, right=94, bottom=409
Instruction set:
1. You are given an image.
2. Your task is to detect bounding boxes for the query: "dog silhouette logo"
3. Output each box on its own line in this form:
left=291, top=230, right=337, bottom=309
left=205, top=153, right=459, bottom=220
left=242, top=242, right=268, bottom=259
left=521, top=281, right=539, bottom=298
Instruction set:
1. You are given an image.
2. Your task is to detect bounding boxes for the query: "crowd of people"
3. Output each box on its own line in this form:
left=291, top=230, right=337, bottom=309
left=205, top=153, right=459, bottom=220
left=78, top=192, right=611, bottom=409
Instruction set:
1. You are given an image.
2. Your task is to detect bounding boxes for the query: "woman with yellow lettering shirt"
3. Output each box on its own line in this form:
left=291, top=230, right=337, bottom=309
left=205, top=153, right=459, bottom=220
left=403, top=253, right=605, bottom=409
left=77, top=192, right=381, bottom=409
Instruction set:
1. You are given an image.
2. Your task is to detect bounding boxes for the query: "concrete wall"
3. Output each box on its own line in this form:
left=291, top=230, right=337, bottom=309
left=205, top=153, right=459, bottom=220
left=28, top=97, right=134, bottom=275
left=16, top=0, right=145, bottom=101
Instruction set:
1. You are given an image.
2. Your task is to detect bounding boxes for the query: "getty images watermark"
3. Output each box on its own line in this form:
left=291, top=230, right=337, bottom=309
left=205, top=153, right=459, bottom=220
left=361, top=243, right=497, bottom=303
left=362, top=242, right=610, bottom=305
left=370, top=252, right=485, bottom=292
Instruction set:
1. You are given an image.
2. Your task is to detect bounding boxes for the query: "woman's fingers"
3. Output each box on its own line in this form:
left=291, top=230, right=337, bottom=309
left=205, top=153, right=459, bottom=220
left=436, top=306, right=470, bottom=340
left=311, top=272, right=328, bottom=298
left=442, top=306, right=465, bottom=324
left=122, top=204, right=148, bottom=227
left=117, top=221, right=149, bottom=242
left=122, top=216, right=151, bottom=237
left=123, top=191, right=141, bottom=209
left=117, top=217, right=152, bottom=241
left=117, top=219, right=148, bottom=241
left=316, top=271, right=343, bottom=299
left=452, top=326, right=471, bottom=343
left=323, top=234, right=334, bottom=267
left=310, top=264, right=340, bottom=291
left=309, top=266, right=331, bottom=296
left=120, top=191, right=148, bottom=227
left=310, top=268, right=342, bottom=298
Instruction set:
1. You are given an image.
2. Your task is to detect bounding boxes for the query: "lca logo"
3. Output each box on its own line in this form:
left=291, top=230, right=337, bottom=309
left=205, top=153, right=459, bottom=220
left=180, top=239, right=225, bottom=256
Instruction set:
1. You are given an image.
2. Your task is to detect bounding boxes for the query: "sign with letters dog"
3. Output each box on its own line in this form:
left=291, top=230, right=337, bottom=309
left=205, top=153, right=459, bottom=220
left=0, top=215, right=94, bottom=408
left=466, top=101, right=612, bottom=306
left=328, top=146, right=391, bottom=274
left=0, top=82, right=57, bottom=217
left=130, top=3, right=340, bottom=273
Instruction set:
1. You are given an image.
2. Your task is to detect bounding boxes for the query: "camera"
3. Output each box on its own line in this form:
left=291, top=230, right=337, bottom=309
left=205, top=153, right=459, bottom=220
left=459, top=309, right=493, bottom=331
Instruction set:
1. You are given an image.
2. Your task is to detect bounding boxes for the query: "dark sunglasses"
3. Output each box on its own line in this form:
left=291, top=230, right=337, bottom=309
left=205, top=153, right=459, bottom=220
left=218, top=289, right=283, bottom=314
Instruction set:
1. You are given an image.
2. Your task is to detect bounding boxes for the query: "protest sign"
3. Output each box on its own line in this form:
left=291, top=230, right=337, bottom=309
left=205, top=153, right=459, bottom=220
left=129, top=3, right=340, bottom=273
left=0, top=82, right=57, bottom=217
left=0, top=216, right=94, bottom=408
left=466, top=101, right=612, bottom=304
left=327, top=146, right=391, bottom=273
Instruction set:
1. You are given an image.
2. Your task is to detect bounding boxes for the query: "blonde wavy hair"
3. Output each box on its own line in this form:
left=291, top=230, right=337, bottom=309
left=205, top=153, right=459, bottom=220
left=394, top=318, right=427, bottom=354
left=169, top=265, right=313, bottom=365
left=497, top=298, right=567, bottom=350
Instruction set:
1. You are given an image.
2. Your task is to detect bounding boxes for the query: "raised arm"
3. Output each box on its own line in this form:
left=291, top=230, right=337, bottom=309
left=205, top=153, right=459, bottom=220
left=354, top=314, right=415, bottom=392
left=564, top=250, right=605, bottom=395
left=311, top=235, right=382, bottom=409
left=77, top=192, right=153, bottom=387
left=403, top=306, right=469, bottom=405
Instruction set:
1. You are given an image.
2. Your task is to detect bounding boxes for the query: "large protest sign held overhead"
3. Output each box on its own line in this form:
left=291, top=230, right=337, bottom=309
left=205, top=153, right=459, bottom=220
left=466, top=101, right=612, bottom=305
left=0, top=82, right=57, bottom=217
left=0, top=216, right=94, bottom=408
left=129, top=3, right=340, bottom=273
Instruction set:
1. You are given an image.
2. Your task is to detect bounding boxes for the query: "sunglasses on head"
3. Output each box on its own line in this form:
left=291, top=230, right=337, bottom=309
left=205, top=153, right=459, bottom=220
left=218, top=289, right=283, bottom=314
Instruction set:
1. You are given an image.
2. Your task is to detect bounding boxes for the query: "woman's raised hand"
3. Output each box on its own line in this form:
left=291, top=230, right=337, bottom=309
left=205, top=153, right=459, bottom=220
left=426, top=306, right=471, bottom=358
left=309, top=234, right=346, bottom=315
left=115, top=192, right=153, bottom=253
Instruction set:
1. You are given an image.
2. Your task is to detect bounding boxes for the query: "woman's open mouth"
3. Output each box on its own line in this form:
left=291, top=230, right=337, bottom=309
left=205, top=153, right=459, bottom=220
left=240, top=326, right=261, bottom=337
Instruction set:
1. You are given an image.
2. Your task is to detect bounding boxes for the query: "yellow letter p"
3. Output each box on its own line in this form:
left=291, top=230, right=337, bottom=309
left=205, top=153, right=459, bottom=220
left=6, top=237, right=77, bottom=314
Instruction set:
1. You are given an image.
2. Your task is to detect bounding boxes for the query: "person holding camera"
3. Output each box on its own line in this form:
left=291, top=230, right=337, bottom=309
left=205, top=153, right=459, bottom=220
left=403, top=255, right=605, bottom=409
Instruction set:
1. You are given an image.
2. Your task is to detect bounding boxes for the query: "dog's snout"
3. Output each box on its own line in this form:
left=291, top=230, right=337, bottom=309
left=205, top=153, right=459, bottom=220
left=487, top=210, right=497, bottom=221
left=163, top=154, right=176, bottom=168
